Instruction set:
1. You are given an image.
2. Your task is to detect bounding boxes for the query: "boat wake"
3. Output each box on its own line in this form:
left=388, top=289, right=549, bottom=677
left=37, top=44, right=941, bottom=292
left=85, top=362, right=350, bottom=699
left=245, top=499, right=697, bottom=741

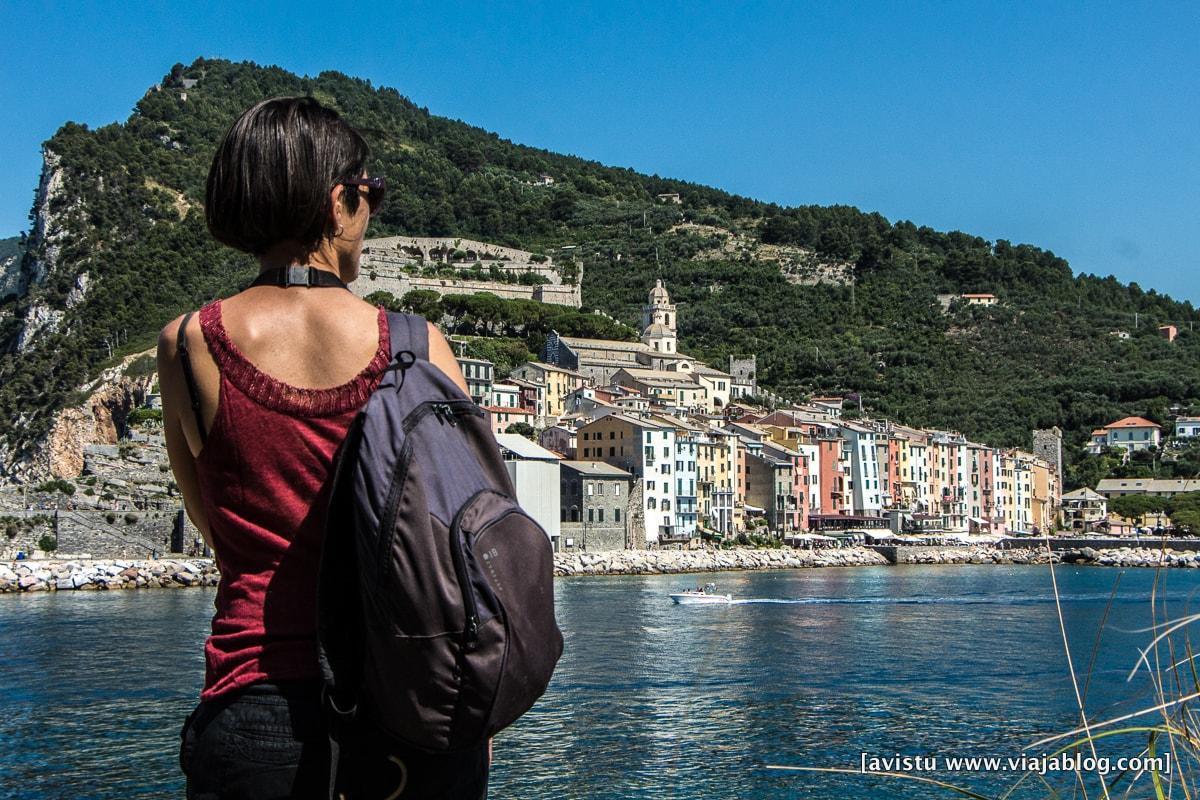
left=725, top=592, right=1187, bottom=606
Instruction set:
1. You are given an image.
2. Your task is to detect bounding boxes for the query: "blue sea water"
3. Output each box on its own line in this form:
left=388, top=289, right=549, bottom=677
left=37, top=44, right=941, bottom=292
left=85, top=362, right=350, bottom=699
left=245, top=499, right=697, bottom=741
left=2, top=564, right=1198, bottom=799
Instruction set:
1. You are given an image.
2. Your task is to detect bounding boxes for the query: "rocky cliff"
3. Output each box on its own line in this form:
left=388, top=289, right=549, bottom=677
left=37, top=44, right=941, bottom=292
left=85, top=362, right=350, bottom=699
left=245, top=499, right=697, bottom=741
left=0, top=351, right=153, bottom=483
left=0, top=236, right=24, bottom=300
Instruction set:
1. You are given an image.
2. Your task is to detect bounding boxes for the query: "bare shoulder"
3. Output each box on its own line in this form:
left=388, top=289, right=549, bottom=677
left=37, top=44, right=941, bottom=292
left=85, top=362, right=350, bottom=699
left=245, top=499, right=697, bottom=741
left=426, top=321, right=452, bottom=356
left=425, top=321, right=469, bottom=394
left=157, top=313, right=188, bottom=366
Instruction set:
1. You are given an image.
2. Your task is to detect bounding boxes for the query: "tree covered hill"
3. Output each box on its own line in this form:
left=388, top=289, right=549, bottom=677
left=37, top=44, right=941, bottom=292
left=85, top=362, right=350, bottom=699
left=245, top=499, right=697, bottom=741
left=1, top=57, right=1197, bottom=487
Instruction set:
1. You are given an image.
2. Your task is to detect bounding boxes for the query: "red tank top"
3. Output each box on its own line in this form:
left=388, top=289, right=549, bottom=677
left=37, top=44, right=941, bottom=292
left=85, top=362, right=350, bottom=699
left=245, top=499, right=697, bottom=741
left=194, top=299, right=390, bottom=701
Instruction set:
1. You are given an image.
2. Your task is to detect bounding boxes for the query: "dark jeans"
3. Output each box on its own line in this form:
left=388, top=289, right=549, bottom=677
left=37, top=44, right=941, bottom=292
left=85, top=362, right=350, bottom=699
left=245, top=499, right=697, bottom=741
left=180, top=682, right=489, bottom=799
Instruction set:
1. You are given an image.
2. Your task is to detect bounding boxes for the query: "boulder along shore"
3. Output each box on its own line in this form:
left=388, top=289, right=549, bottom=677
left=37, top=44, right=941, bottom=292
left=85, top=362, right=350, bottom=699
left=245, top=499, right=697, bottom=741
left=553, top=546, right=1059, bottom=576
left=0, top=546, right=1194, bottom=592
left=0, top=559, right=218, bottom=592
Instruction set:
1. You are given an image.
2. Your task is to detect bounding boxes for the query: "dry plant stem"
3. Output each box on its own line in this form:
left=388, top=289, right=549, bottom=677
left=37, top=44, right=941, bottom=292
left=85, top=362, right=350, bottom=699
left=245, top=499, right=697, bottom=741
left=1082, top=575, right=1124, bottom=710
left=1181, top=637, right=1200, bottom=794
left=1045, top=539, right=1111, bottom=800
left=1030, top=696, right=1200, bottom=750
left=1141, top=559, right=1194, bottom=800
left=1130, top=614, right=1200, bottom=681
left=1159, top=580, right=1192, bottom=800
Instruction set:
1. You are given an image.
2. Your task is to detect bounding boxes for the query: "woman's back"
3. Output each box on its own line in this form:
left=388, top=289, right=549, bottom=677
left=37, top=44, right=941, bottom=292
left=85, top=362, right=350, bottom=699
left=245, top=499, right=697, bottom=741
left=187, top=292, right=391, bottom=700
left=161, top=95, right=485, bottom=798
left=177, top=289, right=386, bottom=444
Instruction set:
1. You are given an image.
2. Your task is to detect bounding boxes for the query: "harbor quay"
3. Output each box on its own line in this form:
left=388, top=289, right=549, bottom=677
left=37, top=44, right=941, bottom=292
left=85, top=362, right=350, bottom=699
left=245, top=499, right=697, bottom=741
left=5, top=539, right=1200, bottom=592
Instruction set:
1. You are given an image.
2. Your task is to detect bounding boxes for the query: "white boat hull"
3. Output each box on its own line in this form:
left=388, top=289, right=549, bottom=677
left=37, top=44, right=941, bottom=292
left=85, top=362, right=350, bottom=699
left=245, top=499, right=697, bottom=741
left=670, top=593, right=733, bottom=605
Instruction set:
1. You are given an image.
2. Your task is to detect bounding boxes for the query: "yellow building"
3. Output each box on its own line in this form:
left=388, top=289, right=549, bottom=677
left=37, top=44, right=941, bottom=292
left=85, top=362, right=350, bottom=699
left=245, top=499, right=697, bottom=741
left=611, top=367, right=707, bottom=410
left=1025, top=454, right=1058, bottom=533
left=509, top=361, right=586, bottom=422
left=995, top=451, right=1019, bottom=533
left=695, top=428, right=738, bottom=535
left=892, top=427, right=931, bottom=512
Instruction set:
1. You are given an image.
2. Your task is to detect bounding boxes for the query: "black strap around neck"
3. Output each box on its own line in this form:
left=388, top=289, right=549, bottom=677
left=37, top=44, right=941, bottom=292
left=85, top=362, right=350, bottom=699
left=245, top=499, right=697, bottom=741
left=248, top=266, right=350, bottom=290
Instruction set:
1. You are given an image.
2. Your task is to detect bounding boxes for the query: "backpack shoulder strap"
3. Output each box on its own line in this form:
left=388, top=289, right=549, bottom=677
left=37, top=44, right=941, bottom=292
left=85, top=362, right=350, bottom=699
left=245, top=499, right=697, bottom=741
left=385, top=311, right=429, bottom=361
left=176, top=312, right=207, bottom=446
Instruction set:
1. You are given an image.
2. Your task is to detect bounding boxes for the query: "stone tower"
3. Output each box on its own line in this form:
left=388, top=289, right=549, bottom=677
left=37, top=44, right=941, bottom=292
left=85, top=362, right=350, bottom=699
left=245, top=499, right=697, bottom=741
left=729, top=355, right=758, bottom=395
left=1032, top=427, right=1063, bottom=476
left=640, top=279, right=677, bottom=354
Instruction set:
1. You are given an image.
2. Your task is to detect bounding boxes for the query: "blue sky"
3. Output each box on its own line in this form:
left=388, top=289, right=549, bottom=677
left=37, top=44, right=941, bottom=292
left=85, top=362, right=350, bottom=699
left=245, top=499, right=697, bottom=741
left=1, top=1, right=1196, bottom=302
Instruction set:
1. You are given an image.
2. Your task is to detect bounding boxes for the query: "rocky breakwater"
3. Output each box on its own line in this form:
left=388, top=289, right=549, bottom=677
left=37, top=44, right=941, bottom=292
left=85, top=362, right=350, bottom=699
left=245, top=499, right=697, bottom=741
left=0, top=558, right=218, bottom=592
left=1063, top=547, right=1200, bottom=569
left=554, top=547, right=890, bottom=576
left=893, top=546, right=1056, bottom=565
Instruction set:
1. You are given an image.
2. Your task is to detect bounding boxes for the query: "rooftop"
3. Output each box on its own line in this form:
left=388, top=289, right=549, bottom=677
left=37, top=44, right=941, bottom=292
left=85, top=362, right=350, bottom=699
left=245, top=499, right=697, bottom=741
left=1096, top=478, right=1200, bottom=493
left=559, top=335, right=651, bottom=352
left=579, top=412, right=668, bottom=431
left=495, top=434, right=562, bottom=461
left=1062, top=488, right=1107, bottom=501
left=516, top=361, right=585, bottom=377
left=560, top=461, right=634, bottom=478
left=1104, top=416, right=1161, bottom=429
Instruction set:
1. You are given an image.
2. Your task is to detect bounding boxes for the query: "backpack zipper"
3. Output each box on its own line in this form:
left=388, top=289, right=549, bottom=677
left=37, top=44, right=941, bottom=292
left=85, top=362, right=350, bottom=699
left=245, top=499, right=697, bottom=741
left=377, top=400, right=486, bottom=585
left=450, top=523, right=480, bottom=650
left=448, top=490, right=511, bottom=650
left=448, top=496, right=542, bottom=650
left=401, top=398, right=481, bottom=434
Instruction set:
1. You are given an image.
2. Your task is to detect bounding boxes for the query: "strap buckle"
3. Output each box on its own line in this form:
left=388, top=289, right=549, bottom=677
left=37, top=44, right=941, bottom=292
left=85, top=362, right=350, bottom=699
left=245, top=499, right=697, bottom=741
left=284, top=266, right=311, bottom=287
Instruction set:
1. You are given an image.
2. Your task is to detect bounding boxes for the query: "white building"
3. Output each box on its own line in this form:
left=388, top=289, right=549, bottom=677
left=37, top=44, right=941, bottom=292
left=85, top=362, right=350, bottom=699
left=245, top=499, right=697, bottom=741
left=840, top=422, right=883, bottom=514
left=489, top=381, right=521, bottom=409
left=1087, top=416, right=1162, bottom=454
left=1175, top=417, right=1200, bottom=439
left=495, top=433, right=562, bottom=547
left=456, top=357, right=494, bottom=405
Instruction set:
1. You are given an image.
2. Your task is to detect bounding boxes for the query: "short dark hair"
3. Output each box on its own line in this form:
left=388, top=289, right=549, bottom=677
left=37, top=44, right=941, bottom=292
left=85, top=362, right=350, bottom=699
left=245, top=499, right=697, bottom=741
left=206, top=96, right=370, bottom=255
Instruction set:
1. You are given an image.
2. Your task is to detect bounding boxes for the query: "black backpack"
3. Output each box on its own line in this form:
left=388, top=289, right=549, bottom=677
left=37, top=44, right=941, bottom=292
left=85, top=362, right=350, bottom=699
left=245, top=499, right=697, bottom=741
left=316, top=312, right=562, bottom=758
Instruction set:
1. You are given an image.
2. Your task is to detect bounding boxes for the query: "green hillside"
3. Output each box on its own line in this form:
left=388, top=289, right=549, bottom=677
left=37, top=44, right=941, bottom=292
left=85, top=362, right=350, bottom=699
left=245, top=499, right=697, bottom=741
left=2, top=57, right=1197, bottom=488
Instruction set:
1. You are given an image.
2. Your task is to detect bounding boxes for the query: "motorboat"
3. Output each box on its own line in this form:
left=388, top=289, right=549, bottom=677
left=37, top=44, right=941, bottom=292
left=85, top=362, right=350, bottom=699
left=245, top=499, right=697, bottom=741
left=669, top=582, right=733, bottom=604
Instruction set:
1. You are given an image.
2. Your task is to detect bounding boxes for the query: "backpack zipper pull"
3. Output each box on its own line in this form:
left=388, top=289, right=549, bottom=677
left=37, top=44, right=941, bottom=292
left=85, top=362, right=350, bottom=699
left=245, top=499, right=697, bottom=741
left=433, top=403, right=458, bottom=427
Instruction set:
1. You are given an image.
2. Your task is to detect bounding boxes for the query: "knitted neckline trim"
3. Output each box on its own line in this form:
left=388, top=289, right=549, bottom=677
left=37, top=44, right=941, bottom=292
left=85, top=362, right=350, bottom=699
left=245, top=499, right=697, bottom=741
left=199, top=300, right=390, bottom=416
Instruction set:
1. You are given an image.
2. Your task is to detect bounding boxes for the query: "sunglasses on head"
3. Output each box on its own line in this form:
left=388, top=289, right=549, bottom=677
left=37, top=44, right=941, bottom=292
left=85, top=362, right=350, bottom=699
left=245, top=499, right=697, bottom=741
left=340, top=176, right=386, bottom=216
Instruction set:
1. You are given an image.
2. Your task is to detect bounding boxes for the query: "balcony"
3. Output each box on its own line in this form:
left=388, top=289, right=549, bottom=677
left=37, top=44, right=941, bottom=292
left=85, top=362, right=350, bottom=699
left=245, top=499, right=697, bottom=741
left=658, top=528, right=692, bottom=545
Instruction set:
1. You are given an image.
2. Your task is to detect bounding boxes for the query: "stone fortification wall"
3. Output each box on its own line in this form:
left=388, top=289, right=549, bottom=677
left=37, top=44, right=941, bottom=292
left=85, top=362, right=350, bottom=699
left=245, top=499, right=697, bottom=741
left=560, top=521, right=626, bottom=552
left=0, top=512, right=55, bottom=560
left=354, top=271, right=579, bottom=305
left=55, top=509, right=177, bottom=558
left=533, top=283, right=580, bottom=305
left=356, top=235, right=582, bottom=308
left=364, top=236, right=556, bottom=270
